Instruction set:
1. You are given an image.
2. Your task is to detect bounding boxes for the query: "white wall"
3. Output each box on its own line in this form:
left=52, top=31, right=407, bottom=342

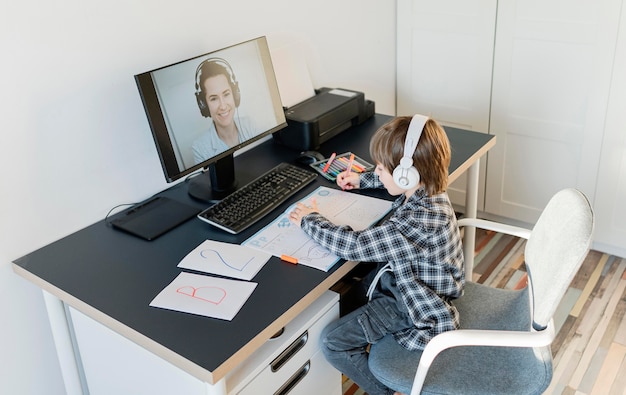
left=0, top=1, right=396, bottom=393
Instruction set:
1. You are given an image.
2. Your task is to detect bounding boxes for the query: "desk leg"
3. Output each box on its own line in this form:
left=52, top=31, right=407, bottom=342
left=42, top=291, right=85, bottom=395
left=463, top=159, right=480, bottom=281
left=204, top=378, right=227, bottom=395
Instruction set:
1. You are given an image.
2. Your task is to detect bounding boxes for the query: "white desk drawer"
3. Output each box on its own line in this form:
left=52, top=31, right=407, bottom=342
left=229, top=291, right=340, bottom=395
left=270, top=350, right=341, bottom=395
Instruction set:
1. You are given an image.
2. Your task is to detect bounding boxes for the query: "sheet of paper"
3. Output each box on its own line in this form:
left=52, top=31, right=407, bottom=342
left=271, top=44, right=316, bottom=108
left=150, top=272, right=257, bottom=321
left=243, top=186, right=393, bottom=271
left=177, top=239, right=271, bottom=281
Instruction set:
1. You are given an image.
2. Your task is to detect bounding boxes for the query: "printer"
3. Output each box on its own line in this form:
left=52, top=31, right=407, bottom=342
left=273, top=87, right=375, bottom=151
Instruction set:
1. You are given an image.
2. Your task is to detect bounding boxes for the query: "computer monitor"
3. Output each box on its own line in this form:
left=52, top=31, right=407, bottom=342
left=134, top=36, right=286, bottom=202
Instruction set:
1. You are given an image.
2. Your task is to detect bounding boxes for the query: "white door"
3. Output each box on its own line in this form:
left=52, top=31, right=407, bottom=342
left=485, top=0, right=622, bottom=222
left=396, top=0, right=497, bottom=208
left=592, top=5, right=626, bottom=258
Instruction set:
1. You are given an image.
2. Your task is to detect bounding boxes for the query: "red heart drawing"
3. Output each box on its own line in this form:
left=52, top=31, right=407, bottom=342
left=176, top=286, right=226, bottom=305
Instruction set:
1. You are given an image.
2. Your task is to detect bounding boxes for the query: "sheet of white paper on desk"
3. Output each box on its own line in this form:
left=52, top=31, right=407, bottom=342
left=245, top=214, right=337, bottom=271
left=243, top=186, right=393, bottom=272
left=177, top=240, right=271, bottom=281
left=150, top=272, right=257, bottom=321
left=271, top=44, right=316, bottom=108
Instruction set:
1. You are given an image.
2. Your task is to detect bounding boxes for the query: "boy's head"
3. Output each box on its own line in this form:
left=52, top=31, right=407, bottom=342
left=370, top=115, right=451, bottom=196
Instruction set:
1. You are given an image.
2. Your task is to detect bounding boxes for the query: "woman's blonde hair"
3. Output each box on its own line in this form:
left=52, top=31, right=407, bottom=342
left=369, top=116, right=451, bottom=195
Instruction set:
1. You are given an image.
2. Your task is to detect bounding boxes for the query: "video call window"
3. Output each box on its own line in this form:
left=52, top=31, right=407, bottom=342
left=136, top=37, right=285, bottom=184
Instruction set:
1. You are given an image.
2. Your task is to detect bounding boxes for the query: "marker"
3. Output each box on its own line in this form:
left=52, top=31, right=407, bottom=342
left=340, top=156, right=365, bottom=172
left=280, top=254, right=298, bottom=264
left=328, top=161, right=344, bottom=174
left=337, top=155, right=363, bottom=173
left=347, top=153, right=355, bottom=174
left=350, top=160, right=366, bottom=172
left=323, top=152, right=336, bottom=173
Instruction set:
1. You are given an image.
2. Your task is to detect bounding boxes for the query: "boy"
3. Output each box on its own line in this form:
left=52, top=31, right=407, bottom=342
left=289, top=115, right=464, bottom=395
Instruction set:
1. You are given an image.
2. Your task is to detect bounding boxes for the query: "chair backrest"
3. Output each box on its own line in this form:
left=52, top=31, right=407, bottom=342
left=525, top=188, right=594, bottom=329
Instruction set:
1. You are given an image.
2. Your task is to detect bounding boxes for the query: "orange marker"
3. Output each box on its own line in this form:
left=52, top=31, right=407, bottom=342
left=323, top=152, right=336, bottom=173
left=347, top=153, right=355, bottom=174
left=280, top=254, right=298, bottom=264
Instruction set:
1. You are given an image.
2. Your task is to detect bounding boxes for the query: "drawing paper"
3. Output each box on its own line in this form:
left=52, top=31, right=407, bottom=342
left=150, top=272, right=257, bottom=321
left=243, top=186, right=392, bottom=271
left=178, top=239, right=271, bottom=281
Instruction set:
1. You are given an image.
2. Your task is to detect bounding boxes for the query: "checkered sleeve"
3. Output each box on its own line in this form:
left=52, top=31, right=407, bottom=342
left=359, top=172, right=384, bottom=189
left=300, top=213, right=416, bottom=264
left=300, top=189, right=465, bottom=351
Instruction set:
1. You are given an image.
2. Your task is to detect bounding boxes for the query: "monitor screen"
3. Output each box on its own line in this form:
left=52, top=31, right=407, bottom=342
left=135, top=36, right=286, bottom=202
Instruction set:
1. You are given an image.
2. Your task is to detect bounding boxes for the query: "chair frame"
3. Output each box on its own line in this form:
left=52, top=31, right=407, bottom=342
left=408, top=212, right=588, bottom=395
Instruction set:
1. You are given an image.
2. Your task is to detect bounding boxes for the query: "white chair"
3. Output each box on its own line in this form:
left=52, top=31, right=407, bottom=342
left=368, top=188, right=594, bottom=394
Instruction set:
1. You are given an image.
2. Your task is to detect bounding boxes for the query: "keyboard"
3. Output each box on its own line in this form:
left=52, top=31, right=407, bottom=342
left=197, top=162, right=317, bottom=234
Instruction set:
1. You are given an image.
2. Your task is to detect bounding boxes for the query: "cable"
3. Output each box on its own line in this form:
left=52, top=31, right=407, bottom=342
left=104, top=203, right=137, bottom=226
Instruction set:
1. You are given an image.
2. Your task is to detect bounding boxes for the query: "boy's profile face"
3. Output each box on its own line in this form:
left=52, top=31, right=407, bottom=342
left=375, top=164, right=406, bottom=196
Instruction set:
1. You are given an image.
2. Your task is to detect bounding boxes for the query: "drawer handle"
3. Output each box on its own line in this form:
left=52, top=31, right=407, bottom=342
left=270, top=327, right=285, bottom=339
left=270, top=331, right=308, bottom=372
left=274, top=361, right=311, bottom=395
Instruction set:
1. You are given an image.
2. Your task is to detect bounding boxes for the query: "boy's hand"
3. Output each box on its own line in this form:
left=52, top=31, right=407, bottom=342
left=289, top=199, right=319, bottom=227
left=336, top=171, right=360, bottom=190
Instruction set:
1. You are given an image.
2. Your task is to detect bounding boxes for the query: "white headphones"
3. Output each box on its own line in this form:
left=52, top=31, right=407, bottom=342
left=392, top=114, right=428, bottom=189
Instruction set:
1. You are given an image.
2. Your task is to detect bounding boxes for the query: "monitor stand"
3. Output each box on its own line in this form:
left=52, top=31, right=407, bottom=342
left=187, top=154, right=237, bottom=203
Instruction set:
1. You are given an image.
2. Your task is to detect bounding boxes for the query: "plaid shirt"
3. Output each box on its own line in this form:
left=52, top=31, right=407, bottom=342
left=301, top=172, right=464, bottom=350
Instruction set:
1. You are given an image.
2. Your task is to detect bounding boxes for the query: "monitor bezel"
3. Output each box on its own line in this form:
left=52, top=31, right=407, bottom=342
left=134, top=36, right=287, bottom=187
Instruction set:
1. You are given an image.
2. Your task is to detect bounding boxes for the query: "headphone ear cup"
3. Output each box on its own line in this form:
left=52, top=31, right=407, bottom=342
left=393, top=164, right=420, bottom=190
left=195, top=92, right=211, bottom=118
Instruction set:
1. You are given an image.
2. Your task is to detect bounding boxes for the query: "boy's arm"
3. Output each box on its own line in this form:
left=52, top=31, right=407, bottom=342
left=359, top=172, right=384, bottom=189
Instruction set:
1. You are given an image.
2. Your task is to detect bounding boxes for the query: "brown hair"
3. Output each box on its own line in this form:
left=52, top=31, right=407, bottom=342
left=369, top=116, right=451, bottom=195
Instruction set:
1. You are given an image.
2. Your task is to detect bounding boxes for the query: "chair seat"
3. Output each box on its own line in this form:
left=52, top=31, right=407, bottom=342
left=369, top=282, right=553, bottom=395
left=369, top=189, right=593, bottom=394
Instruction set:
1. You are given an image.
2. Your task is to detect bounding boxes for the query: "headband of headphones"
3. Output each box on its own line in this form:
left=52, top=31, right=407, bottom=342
left=392, top=114, right=428, bottom=189
left=401, top=114, right=428, bottom=168
left=195, top=57, right=237, bottom=90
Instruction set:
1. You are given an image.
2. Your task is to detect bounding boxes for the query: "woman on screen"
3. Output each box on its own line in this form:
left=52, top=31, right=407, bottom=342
left=192, top=58, right=257, bottom=164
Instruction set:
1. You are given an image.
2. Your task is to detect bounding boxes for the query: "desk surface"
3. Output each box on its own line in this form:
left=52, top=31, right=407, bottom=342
left=13, top=114, right=495, bottom=384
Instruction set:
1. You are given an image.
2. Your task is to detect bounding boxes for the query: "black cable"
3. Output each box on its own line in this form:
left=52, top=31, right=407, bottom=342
left=104, top=203, right=137, bottom=226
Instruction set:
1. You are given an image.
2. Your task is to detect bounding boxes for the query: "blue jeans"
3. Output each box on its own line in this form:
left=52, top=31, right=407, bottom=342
left=320, top=295, right=413, bottom=395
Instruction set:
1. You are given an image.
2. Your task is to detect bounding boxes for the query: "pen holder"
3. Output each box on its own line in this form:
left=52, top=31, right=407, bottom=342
left=309, top=152, right=374, bottom=182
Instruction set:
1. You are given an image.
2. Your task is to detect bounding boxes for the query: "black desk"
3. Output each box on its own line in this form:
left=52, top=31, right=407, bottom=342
left=13, top=114, right=495, bottom=391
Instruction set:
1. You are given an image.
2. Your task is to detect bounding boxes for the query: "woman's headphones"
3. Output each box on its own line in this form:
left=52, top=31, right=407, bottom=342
left=194, top=57, right=241, bottom=118
left=392, top=114, right=428, bottom=189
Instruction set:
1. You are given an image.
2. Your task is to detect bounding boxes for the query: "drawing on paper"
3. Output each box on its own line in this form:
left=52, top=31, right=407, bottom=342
left=177, top=240, right=271, bottom=281
left=304, top=244, right=330, bottom=261
left=150, top=272, right=258, bottom=321
left=243, top=186, right=393, bottom=272
left=200, top=248, right=253, bottom=272
left=177, top=285, right=227, bottom=304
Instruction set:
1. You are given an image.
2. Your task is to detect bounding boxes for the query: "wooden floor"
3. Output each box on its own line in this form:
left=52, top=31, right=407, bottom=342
left=342, top=229, right=626, bottom=394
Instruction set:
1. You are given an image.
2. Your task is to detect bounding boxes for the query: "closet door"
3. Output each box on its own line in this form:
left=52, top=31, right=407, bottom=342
left=396, top=0, right=497, bottom=208
left=485, top=0, right=621, bottom=222
left=593, top=5, right=626, bottom=258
